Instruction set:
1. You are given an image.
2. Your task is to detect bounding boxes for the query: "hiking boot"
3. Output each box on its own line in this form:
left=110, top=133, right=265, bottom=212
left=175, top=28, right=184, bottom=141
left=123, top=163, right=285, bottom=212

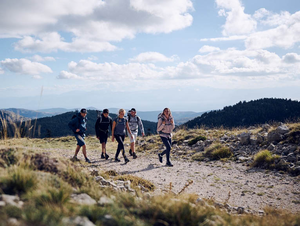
left=129, top=149, right=133, bottom=156
left=158, top=153, right=163, bottom=163
left=132, top=152, right=137, bottom=159
left=166, top=162, right=173, bottom=167
left=105, top=153, right=109, bottom=160
left=71, top=156, right=80, bottom=162
left=85, top=157, right=91, bottom=163
left=124, top=156, right=130, bottom=164
left=115, top=158, right=121, bottom=162
left=101, top=153, right=105, bottom=159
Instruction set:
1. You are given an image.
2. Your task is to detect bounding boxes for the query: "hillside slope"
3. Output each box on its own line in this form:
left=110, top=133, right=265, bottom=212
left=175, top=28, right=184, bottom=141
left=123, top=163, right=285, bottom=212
left=183, top=98, right=300, bottom=129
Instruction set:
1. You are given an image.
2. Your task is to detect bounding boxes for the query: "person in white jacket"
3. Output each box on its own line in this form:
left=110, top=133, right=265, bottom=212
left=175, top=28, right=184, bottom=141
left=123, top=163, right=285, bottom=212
left=157, top=108, right=175, bottom=167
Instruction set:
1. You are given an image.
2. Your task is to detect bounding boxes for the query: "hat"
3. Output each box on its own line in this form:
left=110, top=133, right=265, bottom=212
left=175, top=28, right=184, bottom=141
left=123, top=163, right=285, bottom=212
left=103, top=109, right=109, bottom=114
left=130, top=108, right=136, bottom=112
left=80, top=108, right=87, bottom=114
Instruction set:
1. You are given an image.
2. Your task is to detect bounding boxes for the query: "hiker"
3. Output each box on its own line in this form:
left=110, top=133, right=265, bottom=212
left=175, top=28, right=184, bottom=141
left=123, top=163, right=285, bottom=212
left=95, top=109, right=113, bottom=160
left=112, top=109, right=133, bottom=164
left=127, top=108, right=145, bottom=159
left=68, top=108, right=91, bottom=163
left=157, top=108, right=175, bottom=167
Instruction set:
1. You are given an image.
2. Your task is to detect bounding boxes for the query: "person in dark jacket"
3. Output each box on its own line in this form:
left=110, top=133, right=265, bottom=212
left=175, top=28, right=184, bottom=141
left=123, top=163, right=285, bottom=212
left=68, top=108, right=91, bottom=163
left=95, top=109, right=112, bottom=160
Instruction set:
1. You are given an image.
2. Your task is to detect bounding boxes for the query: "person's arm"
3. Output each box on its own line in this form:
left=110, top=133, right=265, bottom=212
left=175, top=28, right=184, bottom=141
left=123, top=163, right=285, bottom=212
left=111, top=121, right=116, bottom=142
left=68, top=118, right=78, bottom=133
left=138, top=118, right=145, bottom=136
left=126, top=121, right=133, bottom=138
left=95, top=118, right=100, bottom=139
left=157, top=118, right=165, bottom=133
left=170, top=117, right=175, bottom=130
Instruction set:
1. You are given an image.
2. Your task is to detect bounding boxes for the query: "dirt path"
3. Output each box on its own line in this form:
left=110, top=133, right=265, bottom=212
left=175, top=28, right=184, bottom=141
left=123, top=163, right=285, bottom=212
left=55, top=147, right=300, bottom=213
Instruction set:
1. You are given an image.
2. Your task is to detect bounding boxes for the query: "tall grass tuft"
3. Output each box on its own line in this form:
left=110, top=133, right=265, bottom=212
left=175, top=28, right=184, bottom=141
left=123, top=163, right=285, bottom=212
left=0, top=166, right=37, bottom=195
left=252, top=150, right=280, bottom=169
left=192, top=143, right=233, bottom=161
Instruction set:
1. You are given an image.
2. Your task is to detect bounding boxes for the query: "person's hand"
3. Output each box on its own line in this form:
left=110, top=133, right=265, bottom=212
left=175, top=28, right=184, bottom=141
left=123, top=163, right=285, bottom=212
left=97, top=137, right=100, bottom=140
left=76, top=129, right=80, bottom=132
left=142, top=132, right=145, bottom=137
left=112, top=136, right=115, bottom=142
left=130, top=134, right=133, bottom=139
left=170, top=119, right=174, bottom=124
left=162, top=120, right=166, bottom=125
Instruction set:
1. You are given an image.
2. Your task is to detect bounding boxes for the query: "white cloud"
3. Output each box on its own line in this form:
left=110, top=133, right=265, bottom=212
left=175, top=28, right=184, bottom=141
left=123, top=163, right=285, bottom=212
left=87, top=55, right=98, bottom=61
left=199, top=45, right=221, bottom=53
left=215, top=0, right=257, bottom=35
left=130, top=52, right=179, bottom=62
left=283, top=53, right=300, bottom=64
left=200, top=35, right=247, bottom=42
left=0, top=67, right=4, bottom=74
left=30, top=55, right=55, bottom=62
left=1, top=58, right=52, bottom=75
left=57, top=71, right=80, bottom=79
left=253, top=8, right=270, bottom=20
left=0, top=0, right=193, bottom=53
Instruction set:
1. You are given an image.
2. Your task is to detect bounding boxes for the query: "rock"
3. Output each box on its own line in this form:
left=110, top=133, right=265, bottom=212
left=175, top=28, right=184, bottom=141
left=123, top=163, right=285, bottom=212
left=62, top=216, right=95, bottom=226
left=98, top=196, right=114, bottom=206
left=267, top=143, right=276, bottom=151
left=237, top=207, right=245, bottom=214
left=290, top=166, right=300, bottom=176
left=148, top=139, right=155, bottom=143
left=240, top=133, right=250, bottom=145
left=70, top=193, right=97, bottom=205
left=29, top=153, right=59, bottom=173
left=258, top=210, right=265, bottom=215
left=257, top=134, right=264, bottom=144
left=250, top=136, right=258, bottom=145
left=95, top=176, right=105, bottom=182
left=8, top=218, right=20, bottom=226
left=286, top=153, right=296, bottom=162
left=0, top=194, right=23, bottom=208
left=267, top=131, right=284, bottom=143
left=0, top=201, right=5, bottom=207
left=262, top=124, right=270, bottom=132
left=276, top=124, right=289, bottom=135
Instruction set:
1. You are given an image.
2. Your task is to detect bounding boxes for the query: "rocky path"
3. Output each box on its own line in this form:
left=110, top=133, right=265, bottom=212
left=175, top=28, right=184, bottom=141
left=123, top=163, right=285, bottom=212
left=57, top=148, right=300, bottom=214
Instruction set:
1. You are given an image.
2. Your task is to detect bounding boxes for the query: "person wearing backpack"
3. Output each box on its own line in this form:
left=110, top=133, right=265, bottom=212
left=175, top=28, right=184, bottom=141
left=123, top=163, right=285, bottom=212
left=127, top=108, right=145, bottom=159
left=95, top=109, right=113, bottom=160
left=68, top=108, right=91, bottom=163
left=112, top=109, right=133, bottom=164
left=157, top=108, right=175, bottom=167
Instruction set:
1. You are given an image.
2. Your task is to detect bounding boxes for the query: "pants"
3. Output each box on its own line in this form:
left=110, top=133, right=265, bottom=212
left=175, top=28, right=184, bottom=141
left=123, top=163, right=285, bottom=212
left=160, top=136, right=172, bottom=163
left=115, top=134, right=126, bottom=159
left=99, top=131, right=108, bottom=144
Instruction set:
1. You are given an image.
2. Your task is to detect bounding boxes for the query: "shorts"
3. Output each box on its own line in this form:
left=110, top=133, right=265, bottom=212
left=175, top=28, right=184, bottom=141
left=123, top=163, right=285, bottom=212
left=99, top=131, right=108, bottom=144
left=129, top=131, right=138, bottom=143
left=75, top=134, right=85, bottom=147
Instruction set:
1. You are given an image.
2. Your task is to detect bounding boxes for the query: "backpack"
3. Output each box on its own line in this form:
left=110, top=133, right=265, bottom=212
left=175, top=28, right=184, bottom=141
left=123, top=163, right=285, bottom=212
left=158, top=113, right=165, bottom=121
left=127, top=113, right=140, bottom=123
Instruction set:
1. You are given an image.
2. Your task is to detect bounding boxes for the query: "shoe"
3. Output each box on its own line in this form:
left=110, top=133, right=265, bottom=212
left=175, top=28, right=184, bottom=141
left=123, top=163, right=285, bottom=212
left=124, top=157, right=130, bottom=164
left=105, top=153, right=109, bottom=160
left=132, top=152, right=137, bottom=159
left=166, top=162, right=173, bottom=167
left=115, top=158, right=121, bottom=162
left=71, top=156, right=80, bottom=162
left=158, top=153, right=163, bottom=163
left=101, top=153, right=105, bottom=159
left=85, top=157, right=91, bottom=163
left=129, top=149, right=133, bottom=156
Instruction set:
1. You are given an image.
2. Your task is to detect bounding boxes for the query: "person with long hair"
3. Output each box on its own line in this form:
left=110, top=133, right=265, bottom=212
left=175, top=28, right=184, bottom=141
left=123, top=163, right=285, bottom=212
left=112, top=109, right=133, bottom=164
left=157, top=108, right=175, bottom=167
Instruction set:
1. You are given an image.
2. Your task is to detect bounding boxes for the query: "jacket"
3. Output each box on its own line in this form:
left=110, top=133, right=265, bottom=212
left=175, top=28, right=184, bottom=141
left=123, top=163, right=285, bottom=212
left=68, top=113, right=87, bottom=135
left=95, top=114, right=113, bottom=137
left=127, top=114, right=144, bottom=134
left=157, top=114, right=175, bottom=138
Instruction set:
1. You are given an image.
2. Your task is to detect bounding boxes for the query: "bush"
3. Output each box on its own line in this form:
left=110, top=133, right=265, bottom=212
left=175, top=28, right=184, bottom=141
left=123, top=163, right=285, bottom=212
left=252, top=150, right=280, bottom=169
left=115, top=174, right=155, bottom=191
left=192, top=144, right=233, bottom=161
left=0, top=166, right=37, bottom=195
left=0, top=148, right=18, bottom=167
left=188, top=136, right=207, bottom=146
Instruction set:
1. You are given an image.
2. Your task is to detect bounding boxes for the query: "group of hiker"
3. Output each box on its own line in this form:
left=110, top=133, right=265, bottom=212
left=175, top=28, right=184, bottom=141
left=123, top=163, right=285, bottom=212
left=68, top=107, right=175, bottom=166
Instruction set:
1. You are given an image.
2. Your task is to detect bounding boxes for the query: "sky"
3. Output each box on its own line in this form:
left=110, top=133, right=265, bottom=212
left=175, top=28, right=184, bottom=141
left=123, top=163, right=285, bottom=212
left=0, top=0, right=300, bottom=112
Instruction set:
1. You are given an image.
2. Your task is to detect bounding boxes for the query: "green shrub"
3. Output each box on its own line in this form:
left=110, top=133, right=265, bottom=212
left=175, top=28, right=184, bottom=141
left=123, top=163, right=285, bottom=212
left=79, top=205, right=108, bottom=224
left=252, top=150, right=280, bottom=168
left=192, top=144, right=233, bottom=161
left=35, top=187, right=71, bottom=207
left=4, top=205, right=22, bottom=219
left=0, top=166, right=37, bottom=195
left=188, top=136, right=207, bottom=146
left=0, top=148, right=18, bottom=167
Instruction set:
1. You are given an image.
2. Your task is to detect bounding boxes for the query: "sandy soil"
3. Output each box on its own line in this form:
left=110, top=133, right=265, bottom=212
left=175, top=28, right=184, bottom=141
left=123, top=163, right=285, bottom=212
left=57, top=145, right=300, bottom=214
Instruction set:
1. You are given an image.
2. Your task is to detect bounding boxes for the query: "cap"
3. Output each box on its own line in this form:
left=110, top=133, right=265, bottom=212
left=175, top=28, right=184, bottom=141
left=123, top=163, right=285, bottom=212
left=130, top=108, right=136, bottom=112
left=103, top=109, right=109, bottom=114
left=80, top=108, right=87, bottom=114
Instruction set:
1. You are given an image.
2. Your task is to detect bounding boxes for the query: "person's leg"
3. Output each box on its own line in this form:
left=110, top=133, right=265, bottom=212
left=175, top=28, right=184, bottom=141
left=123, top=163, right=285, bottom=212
left=115, top=135, right=122, bottom=160
left=165, top=137, right=172, bottom=164
left=130, top=133, right=137, bottom=158
left=159, top=136, right=172, bottom=165
left=82, top=144, right=87, bottom=158
left=101, top=142, right=106, bottom=153
left=74, top=145, right=80, bottom=157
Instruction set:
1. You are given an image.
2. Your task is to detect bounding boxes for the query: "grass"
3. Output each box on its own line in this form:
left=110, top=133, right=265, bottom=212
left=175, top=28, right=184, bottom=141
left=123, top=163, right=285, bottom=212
left=188, top=135, right=207, bottom=146
left=192, top=143, right=233, bottom=161
left=252, top=150, right=280, bottom=169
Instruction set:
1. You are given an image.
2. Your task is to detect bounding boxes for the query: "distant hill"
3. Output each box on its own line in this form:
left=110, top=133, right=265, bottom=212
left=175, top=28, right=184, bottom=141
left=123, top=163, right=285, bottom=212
left=2, top=110, right=157, bottom=138
left=3, top=108, right=54, bottom=119
left=183, top=98, right=300, bottom=129
left=0, top=110, right=28, bottom=123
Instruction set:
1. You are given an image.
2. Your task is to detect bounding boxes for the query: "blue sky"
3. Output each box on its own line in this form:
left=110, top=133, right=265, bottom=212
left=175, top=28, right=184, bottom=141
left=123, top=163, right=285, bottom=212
left=0, top=0, right=300, bottom=112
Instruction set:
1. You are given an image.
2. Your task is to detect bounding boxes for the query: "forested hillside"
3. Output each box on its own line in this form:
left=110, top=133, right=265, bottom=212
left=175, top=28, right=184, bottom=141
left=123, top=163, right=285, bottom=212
left=183, top=98, right=300, bottom=129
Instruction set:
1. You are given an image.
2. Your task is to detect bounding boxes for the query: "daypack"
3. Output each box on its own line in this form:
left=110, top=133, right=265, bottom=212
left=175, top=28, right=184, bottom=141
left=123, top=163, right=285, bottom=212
left=127, top=113, right=140, bottom=123
left=158, top=113, right=165, bottom=121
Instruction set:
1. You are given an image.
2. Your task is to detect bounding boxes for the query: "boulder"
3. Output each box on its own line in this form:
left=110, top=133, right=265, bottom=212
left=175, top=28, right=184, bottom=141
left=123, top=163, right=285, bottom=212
left=276, top=124, right=289, bottom=135
left=240, top=133, right=250, bottom=145
left=267, top=131, right=284, bottom=143
left=70, top=193, right=96, bottom=205
left=62, top=216, right=95, bottom=226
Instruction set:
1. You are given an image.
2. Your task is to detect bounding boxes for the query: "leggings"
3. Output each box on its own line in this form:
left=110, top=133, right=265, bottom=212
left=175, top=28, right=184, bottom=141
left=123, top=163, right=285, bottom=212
left=115, top=134, right=126, bottom=159
left=160, top=136, right=172, bottom=163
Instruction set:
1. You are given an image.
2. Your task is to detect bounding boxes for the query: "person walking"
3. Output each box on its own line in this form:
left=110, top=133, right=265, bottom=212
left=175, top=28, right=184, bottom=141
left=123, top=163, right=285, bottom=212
left=95, top=109, right=113, bottom=160
left=157, top=108, right=175, bottom=167
left=127, top=108, right=145, bottom=159
left=112, top=109, right=133, bottom=164
left=68, top=108, right=91, bottom=163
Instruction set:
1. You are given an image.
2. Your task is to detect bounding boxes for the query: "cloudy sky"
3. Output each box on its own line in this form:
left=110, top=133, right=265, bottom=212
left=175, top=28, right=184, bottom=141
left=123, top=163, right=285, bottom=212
left=0, top=0, right=300, bottom=112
